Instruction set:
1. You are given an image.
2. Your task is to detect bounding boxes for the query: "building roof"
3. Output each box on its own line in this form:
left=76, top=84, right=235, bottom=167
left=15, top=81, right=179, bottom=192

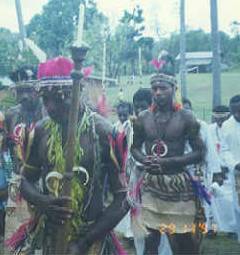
left=176, top=51, right=213, bottom=60
left=176, top=51, right=213, bottom=66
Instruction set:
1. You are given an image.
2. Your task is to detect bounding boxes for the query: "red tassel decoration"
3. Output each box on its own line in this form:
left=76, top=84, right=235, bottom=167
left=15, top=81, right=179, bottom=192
left=5, top=219, right=35, bottom=251
left=110, top=232, right=128, bottom=255
left=82, top=66, right=93, bottom=78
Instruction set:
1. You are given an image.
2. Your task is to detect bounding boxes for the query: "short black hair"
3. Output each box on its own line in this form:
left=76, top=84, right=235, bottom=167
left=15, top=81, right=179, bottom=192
left=9, top=66, right=37, bottom=82
left=116, top=101, right=132, bottom=114
left=182, top=98, right=192, bottom=108
left=230, top=95, right=240, bottom=105
left=133, top=88, right=152, bottom=106
left=212, top=105, right=229, bottom=113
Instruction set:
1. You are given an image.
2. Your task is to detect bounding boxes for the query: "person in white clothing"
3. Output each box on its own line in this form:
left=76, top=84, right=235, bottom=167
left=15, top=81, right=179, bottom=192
left=221, top=95, right=240, bottom=241
left=209, top=105, right=237, bottom=234
left=222, top=96, right=240, bottom=171
left=183, top=98, right=222, bottom=235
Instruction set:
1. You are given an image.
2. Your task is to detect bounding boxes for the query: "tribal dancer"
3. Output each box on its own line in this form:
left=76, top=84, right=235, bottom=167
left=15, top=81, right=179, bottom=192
left=13, top=57, right=128, bottom=255
left=6, top=66, right=44, bottom=170
left=208, top=107, right=237, bottom=234
left=4, top=66, right=44, bottom=248
left=131, top=53, right=205, bottom=254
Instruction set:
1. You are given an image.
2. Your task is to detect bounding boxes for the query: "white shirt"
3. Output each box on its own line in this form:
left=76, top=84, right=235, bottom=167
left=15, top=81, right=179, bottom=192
left=221, top=116, right=240, bottom=169
left=209, top=122, right=234, bottom=169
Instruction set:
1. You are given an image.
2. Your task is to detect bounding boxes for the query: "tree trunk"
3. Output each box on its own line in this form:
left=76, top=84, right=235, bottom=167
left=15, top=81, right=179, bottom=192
left=180, top=0, right=187, bottom=98
left=15, top=0, right=26, bottom=49
left=210, top=0, right=221, bottom=108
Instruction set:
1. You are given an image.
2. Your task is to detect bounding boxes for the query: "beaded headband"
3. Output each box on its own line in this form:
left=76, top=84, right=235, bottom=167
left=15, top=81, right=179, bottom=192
left=37, top=57, right=74, bottom=90
left=150, top=73, right=177, bottom=87
left=150, top=51, right=176, bottom=87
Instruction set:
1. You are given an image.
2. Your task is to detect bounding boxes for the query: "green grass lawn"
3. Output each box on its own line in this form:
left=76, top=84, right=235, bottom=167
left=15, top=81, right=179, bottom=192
left=119, top=233, right=240, bottom=255
left=106, top=72, right=240, bottom=122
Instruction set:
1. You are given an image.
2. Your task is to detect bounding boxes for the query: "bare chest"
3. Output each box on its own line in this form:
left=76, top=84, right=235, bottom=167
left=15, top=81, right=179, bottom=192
left=39, top=131, right=98, bottom=174
left=141, top=111, right=187, bottom=156
left=143, top=112, right=185, bottom=141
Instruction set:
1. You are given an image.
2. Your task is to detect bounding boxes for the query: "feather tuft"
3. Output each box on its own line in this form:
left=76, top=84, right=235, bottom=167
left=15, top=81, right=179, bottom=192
left=37, top=57, right=74, bottom=79
left=82, top=66, right=93, bottom=78
left=151, top=59, right=166, bottom=70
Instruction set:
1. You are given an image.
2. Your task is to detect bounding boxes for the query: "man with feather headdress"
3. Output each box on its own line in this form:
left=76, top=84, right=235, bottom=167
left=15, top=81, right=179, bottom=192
left=4, top=66, right=45, bottom=251
left=130, top=52, right=206, bottom=254
left=9, top=57, right=129, bottom=255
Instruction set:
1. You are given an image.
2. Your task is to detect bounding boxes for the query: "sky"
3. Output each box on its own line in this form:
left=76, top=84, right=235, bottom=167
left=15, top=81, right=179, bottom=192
left=0, top=0, right=239, bottom=37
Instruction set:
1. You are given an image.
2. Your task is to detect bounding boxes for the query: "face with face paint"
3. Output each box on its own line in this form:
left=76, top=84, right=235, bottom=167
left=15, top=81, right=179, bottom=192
left=230, top=102, right=240, bottom=123
left=42, top=88, right=72, bottom=124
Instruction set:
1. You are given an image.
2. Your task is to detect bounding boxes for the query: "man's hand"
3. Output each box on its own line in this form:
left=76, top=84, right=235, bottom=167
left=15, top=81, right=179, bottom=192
left=145, top=165, right=163, bottom=175
left=142, top=156, right=169, bottom=175
left=39, top=196, right=73, bottom=224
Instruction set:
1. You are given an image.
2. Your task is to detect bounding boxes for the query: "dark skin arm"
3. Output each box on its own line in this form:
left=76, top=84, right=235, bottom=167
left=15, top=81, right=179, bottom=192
left=21, top=176, right=72, bottom=224
left=71, top=116, right=129, bottom=254
left=150, top=115, right=205, bottom=171
left=20, top=123, right=72, bottom=224
left=74, top=192, right=128, bottom=253
left=4, top=107, right=21, bottom=174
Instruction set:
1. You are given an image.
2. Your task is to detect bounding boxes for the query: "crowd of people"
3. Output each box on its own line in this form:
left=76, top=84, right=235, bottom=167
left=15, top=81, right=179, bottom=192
left=0, top=52, right=240, bottom=255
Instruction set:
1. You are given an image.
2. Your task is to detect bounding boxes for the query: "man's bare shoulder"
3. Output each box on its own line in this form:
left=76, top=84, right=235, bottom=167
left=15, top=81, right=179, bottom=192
left=139, top=109, right=151, bottom=118
left=5, top=104, right=21, bottom=119
left=34, top=117, right=51, bottom=137
left=93, top=113, right=113, bottom=138
left=177, top=109, right=198, bottom=123
left=137, top=109, right=152, bottom=122
left=177, top=109, right=200, bottom=136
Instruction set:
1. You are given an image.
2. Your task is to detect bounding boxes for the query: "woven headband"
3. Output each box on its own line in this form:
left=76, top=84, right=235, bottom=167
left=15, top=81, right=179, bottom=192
left=150, top=73, right=177, bottom=87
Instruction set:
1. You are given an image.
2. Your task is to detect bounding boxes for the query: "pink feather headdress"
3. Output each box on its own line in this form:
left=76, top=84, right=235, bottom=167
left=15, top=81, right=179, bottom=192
left=150, top=59, right=166, bottom=71
left=37, top=57, right=74, bottom=80
left=38, top=57, right=93, bottom=88
left=38, top=57, right=74, bottom=88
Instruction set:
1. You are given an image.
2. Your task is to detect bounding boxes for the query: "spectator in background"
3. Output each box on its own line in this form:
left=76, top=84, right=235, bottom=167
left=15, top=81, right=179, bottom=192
left=208, top=105, right=237, bottom=236
left=133, top=88, right=152, bottom=117
left=183, top=98, right=222, bottom=237
left=221, top=95, right=240, bottom=241
left=182, top=98, right=192, bottom=111
left=114, top=102, right=133, bottom=239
